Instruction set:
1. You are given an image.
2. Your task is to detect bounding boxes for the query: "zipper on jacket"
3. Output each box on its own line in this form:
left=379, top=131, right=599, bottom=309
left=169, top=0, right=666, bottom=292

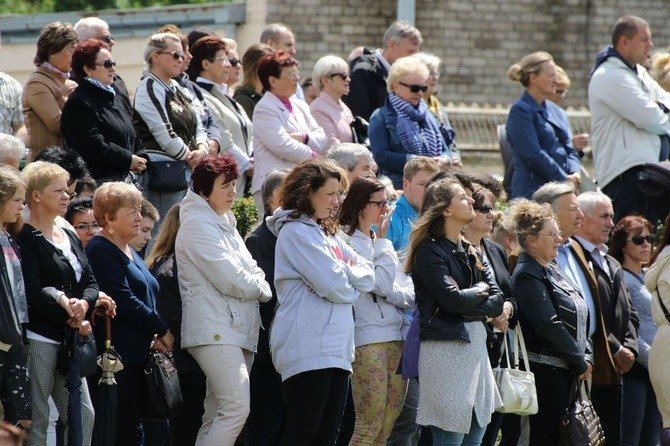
left=427, top=307, right=440, bottom=324
left=372, top=294, right=384, bottom=319
left=558, top=304, right=576, bottom=314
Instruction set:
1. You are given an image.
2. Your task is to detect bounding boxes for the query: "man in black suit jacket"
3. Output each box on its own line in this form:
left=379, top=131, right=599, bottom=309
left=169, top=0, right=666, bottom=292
left=574, top=191, right=639, bottom=446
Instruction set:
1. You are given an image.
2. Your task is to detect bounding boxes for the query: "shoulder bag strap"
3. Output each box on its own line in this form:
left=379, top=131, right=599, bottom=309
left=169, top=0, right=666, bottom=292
left=655, top=288, right=670, bottom=323
left=500, top=330, right=512, bottom=369
left=514, top=324, right=531, bottom=373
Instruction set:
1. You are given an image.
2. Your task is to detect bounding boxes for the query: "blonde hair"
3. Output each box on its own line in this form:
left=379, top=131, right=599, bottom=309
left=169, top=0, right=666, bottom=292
left=404, top=177, right=461, bottom=272
left=414, top=52, right=441, bottom=74
left=508, top=198, right=556, bottom=250
left=403, top=156, right=439, bottom=181
left=21, top=161, right=69, bottom=207
left=146, top=204, right=180, bottom=270
left=651, top=52, right=670, bottom=91
left=92, top=182, right=143, bottom=229
left=507, top=51, right=553, bottom=87
left=387, top=55, right=429, bottom=93
left=555, top=65, right=571, bottom=90
left=143, top=32, right=182, bottom=67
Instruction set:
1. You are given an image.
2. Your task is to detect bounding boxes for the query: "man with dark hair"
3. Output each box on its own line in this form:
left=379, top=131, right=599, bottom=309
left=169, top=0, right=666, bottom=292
left=34, top=145, right=89, bottom=193
left=589, top=15, right=670, bottom=224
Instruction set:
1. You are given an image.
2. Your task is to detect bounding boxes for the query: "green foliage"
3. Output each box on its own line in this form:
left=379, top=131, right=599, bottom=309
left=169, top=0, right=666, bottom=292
left=1, top=0, right=231, bottom=13
left=232, top=196, right=257, bottom=238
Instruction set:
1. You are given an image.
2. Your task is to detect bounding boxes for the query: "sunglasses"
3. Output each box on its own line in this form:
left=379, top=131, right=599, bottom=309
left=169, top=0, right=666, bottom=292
left=368, top=200, right=391, bottom=208
left=229, top=58, right=241, bottom=67
left=629, top=235, right=654, bottom=245
left=474, top=204, right=494, bottom=214
left=73, top=223, right=100, bottom=232
left=159, top=50, right=184, bottom=60
left=102, top=34, right=114, bottom=44
left=330, top=73, right=350, bottom=81
left=399, top=81, right=428, bottom=93
left=95, top=59, right=116, bottom=69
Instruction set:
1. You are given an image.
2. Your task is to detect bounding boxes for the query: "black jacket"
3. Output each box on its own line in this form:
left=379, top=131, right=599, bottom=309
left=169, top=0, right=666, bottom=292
left=61, top=80, right=140, bottom=182
left=512, top=252, right=592, bottom=375
left=18, top=225, right=98, bottom=342
left=245, top=216, right=277, bottom=365
left=413, top=236, right=504, bottom=343
left=342, top=53, right=388, bottom=121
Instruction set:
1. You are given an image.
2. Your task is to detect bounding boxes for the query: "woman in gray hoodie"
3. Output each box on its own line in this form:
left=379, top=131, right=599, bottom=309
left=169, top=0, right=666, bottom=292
left=266, top=158, right=374, bottom=445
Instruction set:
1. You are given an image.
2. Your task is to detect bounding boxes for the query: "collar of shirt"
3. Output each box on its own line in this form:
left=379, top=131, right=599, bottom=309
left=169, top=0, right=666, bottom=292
left=374, top=48, right=391, bottom=73
left=574, top=235, right=610, bottom=275
left=196, top=76, right=229, bottom=96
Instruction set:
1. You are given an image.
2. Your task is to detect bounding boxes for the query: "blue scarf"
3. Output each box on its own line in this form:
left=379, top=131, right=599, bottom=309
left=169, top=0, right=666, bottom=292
left=84, top=77, right=116, bottom=96
left=388, top=94, right=442, bottom=157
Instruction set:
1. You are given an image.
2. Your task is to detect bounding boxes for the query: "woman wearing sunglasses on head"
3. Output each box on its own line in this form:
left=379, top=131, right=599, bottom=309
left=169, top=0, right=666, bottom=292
left=133, top=32, right=209, bottom=227
left=62, top=39, right=147, bottom=185
left=368, top=55, right=457, bottom=189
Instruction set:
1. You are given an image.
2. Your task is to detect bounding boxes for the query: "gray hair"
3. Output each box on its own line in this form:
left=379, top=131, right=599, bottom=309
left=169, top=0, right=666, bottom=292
left=312, top=55, right=348, bottom=90
left=73, top=17, right=109, bottom=41
left=143, top=32, right=181, bottom=67
left=383, top=21, right=423, bottom=48
left=576, top=191, right=612, bottom=216
left=414, top=52, right=441, bottom=74
left=326, top=143, right=372, bottom=171
left=387, top=55, right=429, bottom=92
left=532, top=181, right=576, bottom=212
left=261, top=169, right=290, bottom=213
left=260, top=23, right=292, bottom=44
left=0, top=134, right=26, bottom=166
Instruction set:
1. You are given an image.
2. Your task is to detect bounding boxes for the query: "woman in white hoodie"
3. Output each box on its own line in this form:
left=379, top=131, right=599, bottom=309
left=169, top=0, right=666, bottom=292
left=644, top=214, right=670, bottom=444
left=338, top=177, right=414, bottom=445
left=175, top=154, right=272, bottom=446
left=266, top=158, right=374, bottom=445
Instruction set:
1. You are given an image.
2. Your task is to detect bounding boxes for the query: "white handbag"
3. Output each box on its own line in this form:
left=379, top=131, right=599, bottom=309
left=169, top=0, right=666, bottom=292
left=493, top=325, right=538, bottom=415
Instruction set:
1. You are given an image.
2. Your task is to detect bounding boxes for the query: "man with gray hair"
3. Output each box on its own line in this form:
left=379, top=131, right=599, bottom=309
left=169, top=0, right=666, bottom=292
left=0, top=133, right=26, bottom=169
left=260, top=23, right=304, bottom=101
left=326, top=142, right=374, bottom=184
left=344, top=21, right=422, bottom=121
left=73, top=16, right=132, bottom=115
left=573, top=191, right=639, bottom=446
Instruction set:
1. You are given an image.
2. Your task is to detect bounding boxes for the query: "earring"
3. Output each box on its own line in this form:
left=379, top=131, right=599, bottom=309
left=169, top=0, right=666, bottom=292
left=107, top=226, right=115, bottom=235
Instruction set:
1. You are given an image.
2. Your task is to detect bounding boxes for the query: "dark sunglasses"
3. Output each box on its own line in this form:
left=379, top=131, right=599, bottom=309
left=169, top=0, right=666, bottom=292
left=474, top=204, right=494, bottom=214
left=399, top=81, right=428, bottom=93
left=95, top=59, right=116, bottom=69
left=159, top=50, right=184, bottom=60
left=102, top=34, right=114, bottom=44
left=229, top=58, right=241, bottom=67
left=629, top=235, right=654, bottom=245
left=330, top=73, right=350, bottom=81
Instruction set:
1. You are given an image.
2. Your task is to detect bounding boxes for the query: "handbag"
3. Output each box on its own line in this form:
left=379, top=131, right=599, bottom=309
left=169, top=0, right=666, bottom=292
left=493, top=325, right=538, bottom=415
left=142, top=350, right=183, bottom=420
left=351, top=116, right=370, bottom=147
left=57, top=327, right=98, bottom=377
left=147, top=159, right=188, bottom=193
left=558, top=380, right=606, bottom=446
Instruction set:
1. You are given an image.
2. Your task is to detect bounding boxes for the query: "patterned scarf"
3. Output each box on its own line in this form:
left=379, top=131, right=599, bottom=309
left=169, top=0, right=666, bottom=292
left=388, top=93, right=442, bottom=157
left=40, top=61, right=71, bottom=79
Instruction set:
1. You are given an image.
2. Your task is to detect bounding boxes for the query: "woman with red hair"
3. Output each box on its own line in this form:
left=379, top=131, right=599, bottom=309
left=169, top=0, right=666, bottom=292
left=175, top=154, right=272, bottom=446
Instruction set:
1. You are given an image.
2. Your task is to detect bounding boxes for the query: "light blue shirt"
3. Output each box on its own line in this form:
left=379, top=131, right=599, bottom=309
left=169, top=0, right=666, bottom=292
left=556, top=241, right=597, bottom=337
left=386, top=194, right=417, bottom=259
left=574, top=236, right=612, bottom=279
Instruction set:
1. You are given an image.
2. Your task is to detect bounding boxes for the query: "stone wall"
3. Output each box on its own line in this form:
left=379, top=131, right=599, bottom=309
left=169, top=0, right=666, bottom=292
left=263, top=0, right=670, bottom=108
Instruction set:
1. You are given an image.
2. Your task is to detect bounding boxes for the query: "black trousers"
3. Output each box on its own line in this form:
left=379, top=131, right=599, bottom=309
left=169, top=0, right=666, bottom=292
left=280, top=368, right=349, bottom=446
left=168, top=376, right=205, bottom=446
left=245, top=362, right=285, bottom=446
left=528, top=362, right=574, bottom=446
left=602, top=166, right=658, bottom=225
left=591, top=384, right=622, bottom=446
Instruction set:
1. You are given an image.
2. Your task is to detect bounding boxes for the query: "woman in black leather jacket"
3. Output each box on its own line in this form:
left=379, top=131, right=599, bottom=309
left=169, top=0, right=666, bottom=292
left=406, top=177, right=504, bottom=445
left=510, top=199, right=593, bottom=445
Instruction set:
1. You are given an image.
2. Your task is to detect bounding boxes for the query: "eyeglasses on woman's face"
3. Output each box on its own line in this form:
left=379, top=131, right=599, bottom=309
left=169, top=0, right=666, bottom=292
left=73, top=222, right=100, bottom=232
left=228, top=58, right=241, bottom=67
left=368, top=200, right=391, bottom=209
left=628, top=234, right=654, bottom=245
left=537, top=230, right=562, bottom=239
left=399, top=81, right=428, bottom=93
left=330, top=73, right=350, bottom=81
left=474, top=204, right=494, bottom=214
left=95, top=59, right=116, bottom=69
left=159, top=50, right=184, bottom=60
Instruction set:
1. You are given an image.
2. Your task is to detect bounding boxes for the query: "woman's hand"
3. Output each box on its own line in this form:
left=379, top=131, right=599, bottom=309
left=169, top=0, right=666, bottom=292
left=374, top=207, right=395, bottom=240
left=78, top=320, right=92, bottom=337
left=186, top=147, right=208, bottom=169
left=130, top=155, right=147, bottom=174
left=491, top=311, right=509, bottom=333
left=152, top=330, right=175, bottom=353
left=95, top=292, right=117, bottom=318
left=567, top=172, right=581, bottom=189
left=69, top=298, right=89, bottom=322
left=62, top=80, right=77, bottom=99
left=57, top=293, right=75, bottom=318
left=578, top=362, right=593, bottom=381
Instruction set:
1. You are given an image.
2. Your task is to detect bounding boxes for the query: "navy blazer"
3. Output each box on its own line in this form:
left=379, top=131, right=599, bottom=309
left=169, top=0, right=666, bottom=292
left=506, top=91, right=581, bottom=199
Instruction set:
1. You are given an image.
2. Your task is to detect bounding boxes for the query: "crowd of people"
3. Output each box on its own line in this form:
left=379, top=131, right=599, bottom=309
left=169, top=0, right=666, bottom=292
left=0, top=10, right=669, bottom=446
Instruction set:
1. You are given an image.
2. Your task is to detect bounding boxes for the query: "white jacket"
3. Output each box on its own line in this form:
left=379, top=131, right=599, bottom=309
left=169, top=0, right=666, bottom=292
left=588, top=57, right=670, bottom=187
left=251, top=92, right=328, bottom=195
left=348, top=229, right=414, bottom=347
left=176, top=189, right=272, bottom=351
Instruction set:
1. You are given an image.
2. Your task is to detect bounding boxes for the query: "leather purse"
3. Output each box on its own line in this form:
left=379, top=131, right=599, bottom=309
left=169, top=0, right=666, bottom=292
left=147, top=159, right=188, bottom=193
left=558, top=380, right=606, bottom=446
left=142, top=350, right=183, bottom=420
left=493, top=325, right=538, bottom=415
left=57, top=327, right=98, bottom=377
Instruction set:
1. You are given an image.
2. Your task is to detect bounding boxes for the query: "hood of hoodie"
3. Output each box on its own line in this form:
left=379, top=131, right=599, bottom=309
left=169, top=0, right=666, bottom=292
left=591, top=45, right=637, bottom=76
left=180, top=188, right=237, bottom=233
left=266, top=208, right=320, bottom=236
left=645, top=245, right=670, bottom=291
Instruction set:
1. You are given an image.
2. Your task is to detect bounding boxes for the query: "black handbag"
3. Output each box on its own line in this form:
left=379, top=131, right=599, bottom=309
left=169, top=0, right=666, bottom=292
left=351, top=116, right=370, bottom=147
left=558, top=380, right=606, bottom=446
left=147, top=159, right=188, bottom=193
left=142, top=350, right=183, bottom=420
left=57, top=327, right=98, bottom=377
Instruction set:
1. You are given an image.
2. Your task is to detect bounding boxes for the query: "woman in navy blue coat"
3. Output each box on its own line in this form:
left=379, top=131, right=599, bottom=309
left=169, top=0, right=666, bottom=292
left=505, top=51, right=581, bottom=199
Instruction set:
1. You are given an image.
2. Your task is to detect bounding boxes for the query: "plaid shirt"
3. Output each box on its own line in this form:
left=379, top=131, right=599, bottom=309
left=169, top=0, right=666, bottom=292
left=0, top=72, right=23, bottom=134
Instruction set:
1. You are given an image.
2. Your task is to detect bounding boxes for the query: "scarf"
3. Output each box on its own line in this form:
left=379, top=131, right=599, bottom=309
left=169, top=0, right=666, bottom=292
left=40, top=61, right=71, bottom=79
left=388, top=93, right=442, bottom=157
left=84, top=77, right=116, bottom=95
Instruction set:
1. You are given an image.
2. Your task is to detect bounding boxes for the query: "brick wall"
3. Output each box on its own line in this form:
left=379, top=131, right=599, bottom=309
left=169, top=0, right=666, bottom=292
left=263, top=0, right=670, bottom=108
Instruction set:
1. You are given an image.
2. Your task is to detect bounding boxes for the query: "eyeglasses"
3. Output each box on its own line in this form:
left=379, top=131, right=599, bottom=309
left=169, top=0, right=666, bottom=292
left=95, top=59, right=116, bottom=69
left=629, top=234, right=654, bottom=245
left=229, top=58, right=241, bottom=67
left=330, top=73, right=350, bottom=81
left=474, top=204, right=494, bottom=214
left=556, top=89, right=568, bottom=98
left=368, top=200, right=391, bottom=208
left=159, top=50, right=184, bottom=60
left=538, top=230, right=562, bottom=239
left=399, top=82, right=428, bottom=93
left=73, top=223, right=100, bottom=232
left=284, top=70, right=300, bottom=80
left=102, top=34, right=114, bottom=45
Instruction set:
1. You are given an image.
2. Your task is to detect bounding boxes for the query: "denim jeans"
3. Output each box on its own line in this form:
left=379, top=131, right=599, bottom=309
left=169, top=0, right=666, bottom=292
left=621, top=363, right=661, bottom=446
left=429, top=411, right=486, bottom=446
